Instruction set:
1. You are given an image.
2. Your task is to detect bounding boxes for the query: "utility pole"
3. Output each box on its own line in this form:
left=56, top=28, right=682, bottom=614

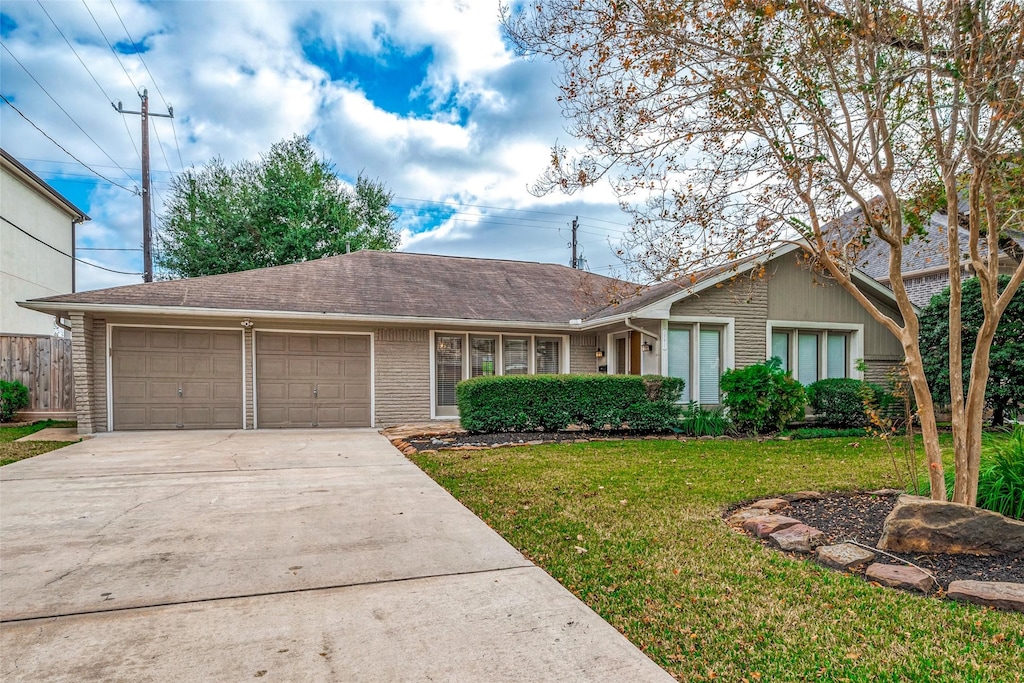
left=114, top=89, right=173, bottom=282
left=570, top=216, right=579, bottom=269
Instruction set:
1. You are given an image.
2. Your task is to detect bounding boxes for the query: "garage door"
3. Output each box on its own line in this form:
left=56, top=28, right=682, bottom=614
left=111, top=327, right=243, bottom=430
left=256, top=333, right=371, bottom=428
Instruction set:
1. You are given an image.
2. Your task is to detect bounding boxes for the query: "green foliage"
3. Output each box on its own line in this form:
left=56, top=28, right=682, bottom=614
left=807, top=378, right=889, bottom=427
left=456, top=374, right=685, bottom=433
left=679, top=402, right=729, bottom=437
left=919, top=276, right=1024, bottom=425
left=720, top=359, right=806, bottom=434
left=157, top=135, right=400, bottom=278
left=0, top=380, right=30, bottom=422
left=779, top=427, right=868, bottom=440
left=925, top=425, right=1024, bottom=520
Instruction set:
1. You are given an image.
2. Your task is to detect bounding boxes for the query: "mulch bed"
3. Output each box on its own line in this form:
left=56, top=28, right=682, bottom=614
left=744, top=492, right=1024, bottom=588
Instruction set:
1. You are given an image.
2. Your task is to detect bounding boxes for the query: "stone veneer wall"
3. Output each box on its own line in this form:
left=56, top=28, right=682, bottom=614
left=69, top=313, right=96, bottom=434
left=91, top=317, right=107, bottom=432
left=374, top=327, right=431, bottom=426
left=244, top=328, right=254, bottom=429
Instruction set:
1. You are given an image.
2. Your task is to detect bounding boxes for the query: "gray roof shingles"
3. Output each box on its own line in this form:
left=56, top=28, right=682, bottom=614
left=31, top=251, right=631, bottom=325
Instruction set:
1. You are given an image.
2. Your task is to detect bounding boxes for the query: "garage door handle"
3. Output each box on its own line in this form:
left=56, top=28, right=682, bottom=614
left=313, top=385, right=318, bottom=398
left=178, top=386, right=183, bottom=398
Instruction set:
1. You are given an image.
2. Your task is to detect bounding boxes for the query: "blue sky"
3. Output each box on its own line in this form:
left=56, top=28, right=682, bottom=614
left=0, top=0, right=633, bottom=291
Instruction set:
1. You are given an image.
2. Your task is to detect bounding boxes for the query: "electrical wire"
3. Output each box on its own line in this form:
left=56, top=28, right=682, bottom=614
left=0, top=41, right=140, bottom=186
left=2, top=215, right=144, bottom=276
left=81, top=0, right=138, bottom=93
left=0, top=95, right=140, bottom=194
left=393, top=196, right=632, bottom=230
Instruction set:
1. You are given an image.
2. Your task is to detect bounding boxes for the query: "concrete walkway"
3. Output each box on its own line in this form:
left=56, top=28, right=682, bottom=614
left=0, top=430, right=672, bottom=682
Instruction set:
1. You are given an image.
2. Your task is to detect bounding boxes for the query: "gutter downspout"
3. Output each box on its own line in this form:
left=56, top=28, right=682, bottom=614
left=624, top=317, right=659, bottom=341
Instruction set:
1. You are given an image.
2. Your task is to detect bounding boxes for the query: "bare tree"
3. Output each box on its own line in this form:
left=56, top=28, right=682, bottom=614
left=504, top=0, right=1024, bottom=504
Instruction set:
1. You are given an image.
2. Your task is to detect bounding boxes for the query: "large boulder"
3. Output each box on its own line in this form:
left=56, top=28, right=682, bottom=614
left=878, top=495, right=1024, bottom=556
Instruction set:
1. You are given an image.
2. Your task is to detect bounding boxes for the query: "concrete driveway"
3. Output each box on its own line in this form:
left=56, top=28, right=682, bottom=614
left=0, top=430, right=672, bottom=682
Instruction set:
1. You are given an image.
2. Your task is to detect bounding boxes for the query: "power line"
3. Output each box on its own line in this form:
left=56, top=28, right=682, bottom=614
left=2, top=215, right=144, bottom=276
left=79, top=247, right=143, bottom=251
left=1, top=41, right=140, bottom=186
left=0, top=95, right=140, bottom=194
left=81, top=0, right=139, bottom=93
left=392, top=196, right=632, bottom=229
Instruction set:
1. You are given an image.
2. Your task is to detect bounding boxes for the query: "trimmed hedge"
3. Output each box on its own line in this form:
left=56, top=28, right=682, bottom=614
left=1, top=380, right=30, bottom=422
left=456, top=374, right=685, bottom=433
left=806, top=378, right=889, bottom=427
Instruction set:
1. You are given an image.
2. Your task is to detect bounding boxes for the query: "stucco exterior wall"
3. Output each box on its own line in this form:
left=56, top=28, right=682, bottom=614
left=374, top=327, right=431, bottom=426
left=669, top=272, right=769, bottom=369
left=1, top=163, right=76, bottom=335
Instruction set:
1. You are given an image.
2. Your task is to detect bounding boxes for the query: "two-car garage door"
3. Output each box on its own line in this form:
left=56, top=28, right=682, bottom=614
left=110, top=327, right=370, bottom=430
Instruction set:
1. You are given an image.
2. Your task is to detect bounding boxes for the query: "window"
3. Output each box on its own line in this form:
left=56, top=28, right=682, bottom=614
left=471, top=336, right=496, bottom=377
left=827, top=334, right=847, bottom=379
left=535, top=338, right=561, bottom=374
left=615, top=336, right=627, bottom=374
left=797, top=333, right=819, bottom=385
left=435, top=335, right=463, bottom=415
left=771, top=331, right=790, bottom=371
left=699, top=328, right=721, bottom=404
left=503, top=337, right=529, bottom=375
left=666, top=326, right=691, bottom=402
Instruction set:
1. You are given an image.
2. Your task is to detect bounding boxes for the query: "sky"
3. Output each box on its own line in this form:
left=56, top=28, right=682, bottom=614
left=0, top=0, right=635, bottom=292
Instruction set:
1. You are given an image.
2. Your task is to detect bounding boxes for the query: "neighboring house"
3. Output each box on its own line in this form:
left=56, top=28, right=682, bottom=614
left=835, top=201, right=1021, bottom=307
left=1, top=148, right=89, bottom=335
left=21, top=245, right=907, bottom=434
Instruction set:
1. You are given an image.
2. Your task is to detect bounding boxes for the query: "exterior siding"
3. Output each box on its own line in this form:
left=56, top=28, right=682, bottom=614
left=669, top=273, right=769, bottom=369
left=569, top=334, right=599, bottom=374
left=374, top=327, right=430, bottom=426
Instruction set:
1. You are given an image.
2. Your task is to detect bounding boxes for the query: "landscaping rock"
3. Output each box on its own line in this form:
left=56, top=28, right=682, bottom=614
left=742, top=515, right=801, bottom=539
left=749, top=498, right=790, bottom=511
left=725, top=508, right=770, bottom=525
left=769, top=523, right=826, bottom=552
left=878, top=495, right=1024, bottom=556
left=868, top=489, right=905, bottom=496
left=865, top=563, right=935, bottom=592
left=947, top=580, right=1024, bottom=613
left=816, top=543, right=876, bottom=571
left=782, top=491, right=823, bottom=502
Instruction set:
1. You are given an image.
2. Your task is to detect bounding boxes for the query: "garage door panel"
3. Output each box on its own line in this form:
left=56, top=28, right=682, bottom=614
left=256, top=332, right=370, bottom=428
left=112, top=327, right=242, bottom=430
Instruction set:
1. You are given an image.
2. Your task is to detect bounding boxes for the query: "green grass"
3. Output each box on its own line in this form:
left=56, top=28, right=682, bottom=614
left=0, top=420, right=77, bottom=466
left=411, top=436, right=1024, bottom=682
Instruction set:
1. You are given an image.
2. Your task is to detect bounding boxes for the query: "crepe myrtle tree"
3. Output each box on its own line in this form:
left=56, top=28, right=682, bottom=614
left=503, top=0, right=1024, bottom=504
left=157, top=135, right=399, bottom=278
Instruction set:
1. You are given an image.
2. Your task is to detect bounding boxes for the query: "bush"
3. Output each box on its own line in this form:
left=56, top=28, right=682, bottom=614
left=720, top=359, right=806, bottom=434
left=0, top=380, right=30, bottom=422
left=806, top=378, right=889, bottom=427
left=679, top=403, right=729, bottom=437
left=456, top=374, right=685, bottom=433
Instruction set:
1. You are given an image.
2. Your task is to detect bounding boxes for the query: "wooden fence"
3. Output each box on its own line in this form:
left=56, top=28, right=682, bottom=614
left=0, top=334, right=75, bottom=413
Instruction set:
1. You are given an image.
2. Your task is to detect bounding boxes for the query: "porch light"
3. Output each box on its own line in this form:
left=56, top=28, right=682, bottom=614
left=641, top=341, right=653, bottom=352
left=595, top=348, right=604, bottom=359
left=240, top=318, right=254, bottom=329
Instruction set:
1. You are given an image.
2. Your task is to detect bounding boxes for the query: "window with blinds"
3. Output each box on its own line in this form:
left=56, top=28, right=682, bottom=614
left=471, top=336, right=496, bottom=377
left=435, top=335, right=463, bottom=408
left=699, top=328, right=721, bottom=404
left=827, top=334, right=847, bottom=378
left=667, top=326, right=691, bottom=402
left=535, top=338, right=561, bottom=374
left=503, top=337, right=529, bottom=375
left=771, top=331, right=790, bottom=371
left=797, top=332, right=819, bottom=385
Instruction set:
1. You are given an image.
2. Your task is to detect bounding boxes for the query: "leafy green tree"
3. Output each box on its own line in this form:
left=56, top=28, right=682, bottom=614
left=157, top=135, right=399, bottom=277
left=920, top=276, right=1024, bottom=426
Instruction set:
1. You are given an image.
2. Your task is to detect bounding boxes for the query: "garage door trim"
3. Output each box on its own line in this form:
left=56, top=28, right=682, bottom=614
left=106, top=323, right=247, bottom=432
left=252, top=328, right=374, bottom=429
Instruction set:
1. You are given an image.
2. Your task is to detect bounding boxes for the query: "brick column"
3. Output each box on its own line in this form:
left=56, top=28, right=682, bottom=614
left=69, top=312, right=95, bottom=434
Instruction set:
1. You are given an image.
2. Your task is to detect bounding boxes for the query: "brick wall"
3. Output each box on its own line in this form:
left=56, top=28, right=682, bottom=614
left=569, top=334, right=599, bottom=373
left=374, top=327, right=431, bottom=425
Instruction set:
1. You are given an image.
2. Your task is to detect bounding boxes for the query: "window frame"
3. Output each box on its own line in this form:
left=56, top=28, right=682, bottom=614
left=429, top=331, right=571, bottom=419
left=764, top=321, right=864, bottom=384
left=659, top=317, right=735, bottom=405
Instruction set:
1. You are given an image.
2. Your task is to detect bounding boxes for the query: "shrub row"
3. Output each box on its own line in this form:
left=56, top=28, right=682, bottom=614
left=806, top=378, right=892, bottom=427
left=0, top=380, right=29, bottom=423
left=456, top=374, right=685, bottom=433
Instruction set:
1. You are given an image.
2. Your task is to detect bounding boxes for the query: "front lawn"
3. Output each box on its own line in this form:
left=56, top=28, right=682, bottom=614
left=0, top=420, right=77, bottom=466
left=411, top=436, right=1024, bottom=682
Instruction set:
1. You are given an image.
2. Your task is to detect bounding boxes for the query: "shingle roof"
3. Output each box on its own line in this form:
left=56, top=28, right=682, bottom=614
left=30, top=251, right=629, bottom=324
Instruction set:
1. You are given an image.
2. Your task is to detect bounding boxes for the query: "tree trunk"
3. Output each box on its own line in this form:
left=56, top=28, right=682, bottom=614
left=903, top=339, right=947, bottom=501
